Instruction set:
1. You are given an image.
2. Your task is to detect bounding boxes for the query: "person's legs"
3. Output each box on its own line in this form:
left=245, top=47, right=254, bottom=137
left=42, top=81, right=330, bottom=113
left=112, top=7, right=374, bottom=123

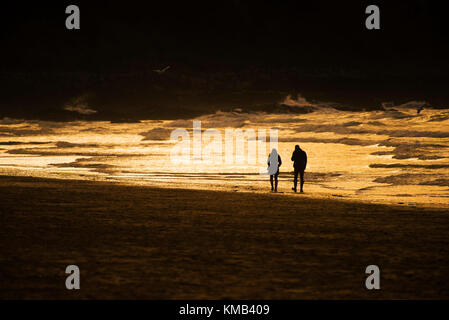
left=300, top=170, right=305, bottom=192
left=274, top=173, right=278, bottom=192
left=293, top=169, right=298, bottom=192
left=270, top=175, right=274, bottom=191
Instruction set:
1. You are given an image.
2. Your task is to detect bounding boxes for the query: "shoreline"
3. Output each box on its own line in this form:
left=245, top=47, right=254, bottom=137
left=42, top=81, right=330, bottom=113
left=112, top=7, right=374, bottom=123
left=1, top=172, right=447, bottom=210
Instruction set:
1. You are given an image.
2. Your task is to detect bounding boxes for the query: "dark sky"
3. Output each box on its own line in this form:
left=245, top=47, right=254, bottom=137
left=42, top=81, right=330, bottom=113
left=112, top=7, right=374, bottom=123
left=2, top=1, right=448, bottom=70
left=1, top=1, right=448, bottom=120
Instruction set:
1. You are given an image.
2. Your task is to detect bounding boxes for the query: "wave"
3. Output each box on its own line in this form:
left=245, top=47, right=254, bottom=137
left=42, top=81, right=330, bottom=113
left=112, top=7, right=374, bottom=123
left=374, top=174, right=449, bottom=187
left=370, top=163, right=449, bottom=169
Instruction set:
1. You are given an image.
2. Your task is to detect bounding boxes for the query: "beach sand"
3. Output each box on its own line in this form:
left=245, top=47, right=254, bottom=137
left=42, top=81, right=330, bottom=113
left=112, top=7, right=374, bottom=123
left=0, top=176, right=448, bottom=299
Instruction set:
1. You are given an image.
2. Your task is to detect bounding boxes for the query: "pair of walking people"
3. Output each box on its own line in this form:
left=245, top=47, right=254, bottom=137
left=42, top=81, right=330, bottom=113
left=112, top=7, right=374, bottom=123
left=267, top=145, right=307, bottom=193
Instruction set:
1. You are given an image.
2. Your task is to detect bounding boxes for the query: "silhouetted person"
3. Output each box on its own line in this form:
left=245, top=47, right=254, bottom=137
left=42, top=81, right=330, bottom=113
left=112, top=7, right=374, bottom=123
left=267, top=148, right=282, bottom=192
left=417, top=105, right=424, bottom=114
left=291, top=145, right=307, bottom=193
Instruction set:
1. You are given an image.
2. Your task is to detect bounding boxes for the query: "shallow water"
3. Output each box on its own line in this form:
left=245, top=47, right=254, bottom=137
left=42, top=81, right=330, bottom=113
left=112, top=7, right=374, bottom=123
left=1, top=102, right=448, bottom=208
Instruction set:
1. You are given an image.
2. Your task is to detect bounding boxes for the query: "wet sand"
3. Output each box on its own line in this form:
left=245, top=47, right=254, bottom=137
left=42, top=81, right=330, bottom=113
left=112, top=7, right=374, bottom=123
left=0, top=176, right=448, bottom=299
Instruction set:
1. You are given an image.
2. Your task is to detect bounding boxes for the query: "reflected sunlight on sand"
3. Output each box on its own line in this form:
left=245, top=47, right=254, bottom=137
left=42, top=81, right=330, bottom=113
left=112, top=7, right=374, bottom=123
left=1, top=103, right=448, bottom=208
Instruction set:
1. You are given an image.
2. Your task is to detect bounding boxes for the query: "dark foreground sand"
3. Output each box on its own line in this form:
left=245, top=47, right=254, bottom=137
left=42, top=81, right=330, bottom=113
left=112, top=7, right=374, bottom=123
left=0, top=176, right=448, bottom=299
